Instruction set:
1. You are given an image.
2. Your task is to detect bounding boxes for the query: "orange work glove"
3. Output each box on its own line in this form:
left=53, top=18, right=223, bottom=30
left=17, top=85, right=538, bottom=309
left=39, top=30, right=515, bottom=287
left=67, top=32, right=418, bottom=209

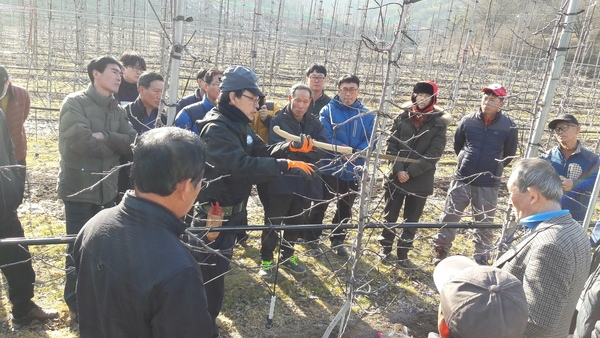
left=289, top=134, right=314, bottom=153
left=286, top=160, right=315, bottom=179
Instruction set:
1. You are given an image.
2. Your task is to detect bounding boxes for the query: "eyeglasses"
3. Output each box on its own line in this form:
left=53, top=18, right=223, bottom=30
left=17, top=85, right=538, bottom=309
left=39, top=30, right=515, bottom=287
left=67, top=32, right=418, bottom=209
left=309, top=75, right=326, bottom=81
left=127, top=66, right=145, bottom=73
left=553, top=124, right=577, bottom=133
left=208, top=77, right=222, bottom=86
left=241, top=94, right=260, bottom=104
left=339, top=87, right=358, bottom=94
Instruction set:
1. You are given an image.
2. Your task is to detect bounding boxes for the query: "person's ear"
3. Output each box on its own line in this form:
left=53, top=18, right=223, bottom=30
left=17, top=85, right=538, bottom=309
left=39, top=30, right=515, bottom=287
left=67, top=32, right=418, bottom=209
left=527, top=186, right=540, bottom=205
left=438, top=316, right=451, bottom=338
left=174, top=179, right=192, bottom=201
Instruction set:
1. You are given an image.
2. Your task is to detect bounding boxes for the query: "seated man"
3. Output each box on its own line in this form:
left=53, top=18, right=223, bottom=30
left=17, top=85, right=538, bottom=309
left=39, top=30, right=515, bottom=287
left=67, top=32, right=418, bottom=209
left=74, top=127, right=212, bottom=337
left=430, top=255, right=528, bottom=338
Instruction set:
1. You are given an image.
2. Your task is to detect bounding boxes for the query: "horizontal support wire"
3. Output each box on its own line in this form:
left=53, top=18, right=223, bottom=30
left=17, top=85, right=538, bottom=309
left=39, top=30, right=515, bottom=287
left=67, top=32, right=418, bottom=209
left=0, top=222, right=502, bottom=246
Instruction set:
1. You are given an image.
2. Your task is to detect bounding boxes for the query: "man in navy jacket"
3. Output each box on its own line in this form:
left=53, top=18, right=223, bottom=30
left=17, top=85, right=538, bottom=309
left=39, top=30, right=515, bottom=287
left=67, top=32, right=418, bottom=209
left=432, top=84, right=518, bottom=265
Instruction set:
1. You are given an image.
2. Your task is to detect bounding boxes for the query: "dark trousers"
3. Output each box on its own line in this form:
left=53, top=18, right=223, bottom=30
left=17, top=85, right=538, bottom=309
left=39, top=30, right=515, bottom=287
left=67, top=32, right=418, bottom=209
left=195, top=210, right=243, bottom=338
left=260, top=194, right=306, bottom=261
left=380, top=188, right=427, bottom=254
left=63, top=200, right=113, bottom=313
left=0, top=209, right=37, bottom=317
left=306, top=174, right=357, bottom=242
left=116, top=154, right=133, bottom=204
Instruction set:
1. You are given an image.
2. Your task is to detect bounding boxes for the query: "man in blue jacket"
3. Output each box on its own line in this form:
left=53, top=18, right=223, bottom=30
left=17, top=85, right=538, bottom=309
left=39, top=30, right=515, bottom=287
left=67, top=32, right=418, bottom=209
left=174, top=68, right=223, bottom=134
left=432, top=84, right=518, bottom=265
left=307, top=74, right=375, bottom=257
left=541, top=114, right=599, bottom=223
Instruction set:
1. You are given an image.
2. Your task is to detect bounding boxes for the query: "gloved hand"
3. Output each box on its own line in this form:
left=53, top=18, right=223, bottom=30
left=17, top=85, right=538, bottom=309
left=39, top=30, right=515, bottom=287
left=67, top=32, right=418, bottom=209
left=289, top=134, right=314, bottom=153
left=287, top=160, right=315, bottom=180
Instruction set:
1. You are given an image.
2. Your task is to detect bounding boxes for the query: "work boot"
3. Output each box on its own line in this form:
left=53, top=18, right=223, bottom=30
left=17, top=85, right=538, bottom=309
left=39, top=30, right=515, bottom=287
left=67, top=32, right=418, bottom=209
left=281, top=256, right=306, bottom=274
left=397, top=247, right=411, bottom=268
left=259, top=260, right=274, bottom=279
left=306, top=242, right=321, bottom=256
left=474, top=255, right=490, bottom=266
left=433, top=246, right=448, bottom=265
left=12, top=306, right=59, bottom=324
left=331, top=239, right=349, bottom=257
left=378, top=246, right=393, bottom=264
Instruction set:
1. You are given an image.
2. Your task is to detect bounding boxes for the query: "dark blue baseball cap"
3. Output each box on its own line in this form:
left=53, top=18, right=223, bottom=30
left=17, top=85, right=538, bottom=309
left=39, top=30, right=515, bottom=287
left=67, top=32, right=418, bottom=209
left=220, top=65, right=265, bottom=97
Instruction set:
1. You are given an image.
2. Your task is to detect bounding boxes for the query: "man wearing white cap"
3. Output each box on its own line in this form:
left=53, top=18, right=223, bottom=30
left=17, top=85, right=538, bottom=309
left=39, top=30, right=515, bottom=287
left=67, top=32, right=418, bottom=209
left=432, top=84, right=518, bottom=265
left=430, top=255, right=528, bottom=338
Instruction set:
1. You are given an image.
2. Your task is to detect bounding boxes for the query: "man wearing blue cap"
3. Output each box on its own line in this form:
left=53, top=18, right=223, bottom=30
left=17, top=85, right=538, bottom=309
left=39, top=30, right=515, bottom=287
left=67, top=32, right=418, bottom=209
left=193, top=65, right=315, bottom=337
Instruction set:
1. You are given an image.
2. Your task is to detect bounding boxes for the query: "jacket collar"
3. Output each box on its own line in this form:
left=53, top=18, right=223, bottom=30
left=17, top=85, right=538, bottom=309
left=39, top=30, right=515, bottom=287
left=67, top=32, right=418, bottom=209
left=122, top=192, right=188, bottom=236
left=196, top=104, right=249, bottom=136
left=494, top=215, right=564, bottom=268
left=85, top=83, right=119, bottom=108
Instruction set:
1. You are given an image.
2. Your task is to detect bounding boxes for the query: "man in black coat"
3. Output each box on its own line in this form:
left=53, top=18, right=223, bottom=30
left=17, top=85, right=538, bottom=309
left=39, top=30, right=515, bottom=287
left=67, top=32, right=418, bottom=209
left=258, top=83, right=328, bottom=278
left=74, top=127, right=213, bottom=337
left=193, top=66, right=315, bottom=337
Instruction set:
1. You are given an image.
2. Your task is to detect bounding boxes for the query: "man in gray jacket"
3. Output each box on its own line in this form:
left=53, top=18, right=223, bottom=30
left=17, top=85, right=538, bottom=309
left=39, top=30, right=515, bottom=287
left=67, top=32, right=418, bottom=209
left=496, top=158, right=590, bottom=337
left=57, top=55, right=137, bottom=320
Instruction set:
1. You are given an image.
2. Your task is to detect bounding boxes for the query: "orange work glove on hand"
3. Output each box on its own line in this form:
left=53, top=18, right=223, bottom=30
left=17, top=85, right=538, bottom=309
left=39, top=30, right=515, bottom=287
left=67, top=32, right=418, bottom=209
left=288, top=134, right=314, bottom=153
left=287, top=160, right=315, bottom=180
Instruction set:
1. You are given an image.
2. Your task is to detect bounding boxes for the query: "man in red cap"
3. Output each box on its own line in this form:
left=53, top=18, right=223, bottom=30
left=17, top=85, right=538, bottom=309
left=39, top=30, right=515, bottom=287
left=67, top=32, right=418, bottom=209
left=432, top=84, right=518, bottom=265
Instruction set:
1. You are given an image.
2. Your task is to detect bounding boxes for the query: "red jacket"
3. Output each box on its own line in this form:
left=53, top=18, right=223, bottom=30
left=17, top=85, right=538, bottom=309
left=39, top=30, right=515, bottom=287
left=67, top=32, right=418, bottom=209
left=3, top=84, right=30, bottom=162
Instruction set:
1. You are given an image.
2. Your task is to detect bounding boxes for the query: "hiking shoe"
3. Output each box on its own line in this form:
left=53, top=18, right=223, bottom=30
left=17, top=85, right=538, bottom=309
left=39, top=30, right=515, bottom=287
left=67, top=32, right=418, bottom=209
left=433, top=246, right=448, bottom=266
left=378, top=248, right=394, bottom=264
left=258, top=260, right=274, bottom=279
left=331, top=240, right=349, bottom=257
left=474, top=256, right=490, bottom=266
left=12, top=306, right=59, bottom=324
left=306, top=242, right=321, bottom=255
left=281, top=256, right=306, bottom=274
left=397, top=259, right=414, bottom=268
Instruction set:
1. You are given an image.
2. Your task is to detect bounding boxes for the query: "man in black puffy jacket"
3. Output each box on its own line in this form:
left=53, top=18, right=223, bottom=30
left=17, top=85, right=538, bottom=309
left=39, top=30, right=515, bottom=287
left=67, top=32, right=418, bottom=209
left=193, top=66, right=315, bottom=337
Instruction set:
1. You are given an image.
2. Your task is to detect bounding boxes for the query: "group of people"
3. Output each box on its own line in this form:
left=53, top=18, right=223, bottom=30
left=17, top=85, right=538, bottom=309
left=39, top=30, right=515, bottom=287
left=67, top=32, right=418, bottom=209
left=1, top=53, right=600, bottom=338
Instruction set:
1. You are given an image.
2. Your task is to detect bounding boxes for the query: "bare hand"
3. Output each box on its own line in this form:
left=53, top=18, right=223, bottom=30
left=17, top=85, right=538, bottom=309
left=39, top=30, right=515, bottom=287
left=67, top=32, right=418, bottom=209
left=258, top=105, right=269, bottom=121
left=396, top=171, right=410, bottom=183
left=92, top=132, right=105, bottom=141
left=560, top=176, right=574, bottom=192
